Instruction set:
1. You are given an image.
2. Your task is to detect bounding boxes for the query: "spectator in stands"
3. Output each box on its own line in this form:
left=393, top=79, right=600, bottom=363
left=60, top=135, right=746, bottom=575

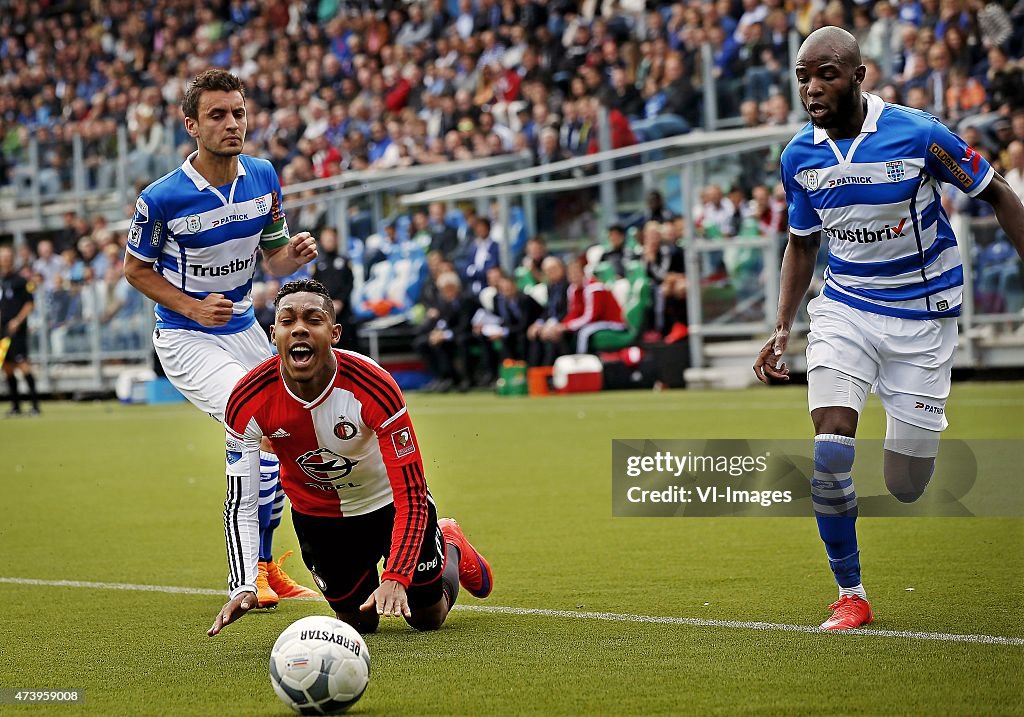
left=363, top=219, right=407, bottom=281
left=631, top=52, right=698, bottom=140
left=493, top=271, right=543, bottom=363
left=527, top=255, right=569, bottom=366
left=983, top=44, right=1024, bottom=110
left=254, top=279, right=280, bottom=341
left=127, top=104, right=165, bottom=185
left=32, top=240, right=64, bottom=291
left=99, top=263, right=144, bottom=351
left=600, top=224, right=633, bottom=279
left=700, top=184, right=739, bottom=238
left=763, top=93, right=792, bottom=126
left=746, top=184, right=785, bottom=237
left=415, top=271, right=479, bottom=393
left=540, top=258, right=625, bottom=358
left=13, top=244, right=35, bottom=277
left=311, top=227, right=356, bottom=350
left=644, top=190, right=677, bottom=224
left=585, top=95, right=638, bottom=154
left=944, top=67, right=987, bottom=124
left=925, top=42, right=952, bottom=118
left=458, top=216, right=500, bottom=295
left=425, top=202, right=459, bottom=259
left=605, top=66, right=645, bottom=120
left=47, top=273, right=85, bottom=357
left=640, top=221, right=688, bottom=343
left=518, top=236, right=549, bottom=288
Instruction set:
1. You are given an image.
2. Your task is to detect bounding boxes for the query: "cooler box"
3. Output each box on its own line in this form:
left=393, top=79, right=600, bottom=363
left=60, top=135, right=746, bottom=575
left=552, top=354, right=604, bottom=394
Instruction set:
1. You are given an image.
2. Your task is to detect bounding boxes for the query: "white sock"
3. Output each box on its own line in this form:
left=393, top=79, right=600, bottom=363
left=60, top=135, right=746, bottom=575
left=840, top=583, right=867, bottom=600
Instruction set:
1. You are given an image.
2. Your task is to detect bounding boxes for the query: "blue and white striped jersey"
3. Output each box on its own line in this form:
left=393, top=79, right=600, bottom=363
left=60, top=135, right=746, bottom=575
left=125, top=152, right=290, bottom=334
left=781, top=93, right=993, bottom=319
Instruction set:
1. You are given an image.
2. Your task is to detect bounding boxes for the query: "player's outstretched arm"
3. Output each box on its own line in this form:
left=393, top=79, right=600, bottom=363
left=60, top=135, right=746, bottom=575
left=263, top=232, right=318, bottom=276
left=208, top=591, right=257, bottom=636
left=358, top=580, right=412, bottom=619
left=977, top=173, right=1024, bottom=261
left=754, top=230, right=820, bottom=384
left=123, top=254, right=234, bottom=327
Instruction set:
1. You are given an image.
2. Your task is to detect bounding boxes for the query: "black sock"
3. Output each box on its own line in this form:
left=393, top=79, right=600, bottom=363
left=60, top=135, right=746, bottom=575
left=24, top=373, right=38, bottom=410
left=6, top=374, right=19, bottom=411
left=441, top=542, right=460, bottom=609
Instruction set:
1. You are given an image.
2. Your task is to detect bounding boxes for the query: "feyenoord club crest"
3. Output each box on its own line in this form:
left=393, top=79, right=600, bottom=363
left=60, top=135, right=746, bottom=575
left=885, top=160, right=906, bottom=183
left=334, top=418, right=357, bottom=440
left=804, top=169, right=819, bottom=191
left=255, top=195, right=268, bottom=215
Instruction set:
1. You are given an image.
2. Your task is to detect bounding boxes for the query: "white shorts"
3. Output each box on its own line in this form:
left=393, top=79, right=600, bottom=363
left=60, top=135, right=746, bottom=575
left=153, top=322, right=273, bottom=422
left=805, top=295, right=957, bottom=431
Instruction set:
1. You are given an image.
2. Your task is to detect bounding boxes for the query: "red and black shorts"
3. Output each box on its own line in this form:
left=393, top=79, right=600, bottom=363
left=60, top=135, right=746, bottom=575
left=291, top=501, right=445, bottom=613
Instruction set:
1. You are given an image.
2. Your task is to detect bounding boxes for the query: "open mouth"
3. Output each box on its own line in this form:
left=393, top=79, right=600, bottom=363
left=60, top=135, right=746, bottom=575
left=289, top=344, right=314, bottom=368
left=807, top=103, right=829, bottom=120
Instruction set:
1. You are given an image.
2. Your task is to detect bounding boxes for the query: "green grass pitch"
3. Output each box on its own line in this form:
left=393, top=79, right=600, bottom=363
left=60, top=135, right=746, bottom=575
left=1, top=382, right=1021, bottom=715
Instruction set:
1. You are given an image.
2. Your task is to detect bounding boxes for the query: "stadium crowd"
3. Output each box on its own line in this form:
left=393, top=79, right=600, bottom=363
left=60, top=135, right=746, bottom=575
left=2, top=0, right=1022, bottom=190
left=2, top=0, right=1023, bottom=389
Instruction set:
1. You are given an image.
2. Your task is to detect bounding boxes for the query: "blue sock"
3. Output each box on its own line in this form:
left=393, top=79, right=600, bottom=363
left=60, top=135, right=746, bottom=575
left=812, top=434, right=861, bottom=589
left=258, top=452, right=280, bottom=562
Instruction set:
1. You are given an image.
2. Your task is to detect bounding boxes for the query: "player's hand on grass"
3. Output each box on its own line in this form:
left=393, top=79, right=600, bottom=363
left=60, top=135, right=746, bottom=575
left=753, top=327, right=790, bottom=384
left=192, top=293, right=234, bottom=327
left=287, top=232, right=319, bottom=266
left=208, top=591, right=257, bottom=636
left=359, top=580, right=412, bottom=618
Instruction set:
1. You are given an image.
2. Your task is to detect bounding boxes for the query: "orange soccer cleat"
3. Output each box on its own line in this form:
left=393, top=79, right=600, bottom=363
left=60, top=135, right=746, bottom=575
left=821, top=595, right=874, bottom=630
left=266, top=551, right=319, bottom=599
left=255, top=561, right=279, bottom=609
left=438, top=518, right=493, bottom=599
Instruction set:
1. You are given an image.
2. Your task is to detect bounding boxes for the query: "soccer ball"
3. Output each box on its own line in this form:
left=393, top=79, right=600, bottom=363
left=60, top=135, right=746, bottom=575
left=270, top=615, right=370, bottom=715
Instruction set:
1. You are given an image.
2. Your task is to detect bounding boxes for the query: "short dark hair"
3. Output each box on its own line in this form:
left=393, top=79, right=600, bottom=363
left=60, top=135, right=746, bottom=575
left=182, top=69, right=245, bottom=120
left=275, top=279, right=336, bottom=321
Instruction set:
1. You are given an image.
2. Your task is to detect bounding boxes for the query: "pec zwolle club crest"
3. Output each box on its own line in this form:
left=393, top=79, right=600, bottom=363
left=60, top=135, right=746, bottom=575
left=297, top=448, right=359, bottom=486
left=804, top=169, right=819, bottom=191
left=885, top=160, right=906, bottom=183
left=255, top=195, right=268, bottom=215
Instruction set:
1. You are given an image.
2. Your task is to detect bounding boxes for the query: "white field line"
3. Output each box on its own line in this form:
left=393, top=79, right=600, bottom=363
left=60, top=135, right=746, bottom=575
left=22, top=396, right=1024, bottom=422
left=2, top=576, right=1022, bottom=646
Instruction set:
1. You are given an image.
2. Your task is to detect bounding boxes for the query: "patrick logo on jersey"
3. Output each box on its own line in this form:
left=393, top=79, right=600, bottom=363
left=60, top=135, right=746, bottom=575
left=297, top=448, right=361, bottom=490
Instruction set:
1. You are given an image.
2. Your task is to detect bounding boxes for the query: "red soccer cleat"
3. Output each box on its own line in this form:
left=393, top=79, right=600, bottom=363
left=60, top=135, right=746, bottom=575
left=438, top=518, right=493, bottom=598
left=821, top=595, right=874, bottom=630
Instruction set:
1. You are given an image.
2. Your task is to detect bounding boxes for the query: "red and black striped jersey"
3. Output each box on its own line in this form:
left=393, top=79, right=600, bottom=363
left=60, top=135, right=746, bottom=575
left=223, top=348, right=428, bottom=591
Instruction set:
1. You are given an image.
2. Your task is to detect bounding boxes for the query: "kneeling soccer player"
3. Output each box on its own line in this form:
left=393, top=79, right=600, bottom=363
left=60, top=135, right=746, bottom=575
left=208, top=279, right=493, bottom=636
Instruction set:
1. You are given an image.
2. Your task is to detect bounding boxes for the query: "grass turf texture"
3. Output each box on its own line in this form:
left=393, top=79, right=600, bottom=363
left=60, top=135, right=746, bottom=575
left=1, top=382, right=1021, bottom=715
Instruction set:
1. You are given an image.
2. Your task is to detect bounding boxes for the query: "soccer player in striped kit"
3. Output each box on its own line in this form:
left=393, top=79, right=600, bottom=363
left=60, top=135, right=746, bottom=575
left=207, top=279, right=493, bottom=636
left=124, top=69, right=318, bottom=608
left=754, top=27, right=1024, bottom=629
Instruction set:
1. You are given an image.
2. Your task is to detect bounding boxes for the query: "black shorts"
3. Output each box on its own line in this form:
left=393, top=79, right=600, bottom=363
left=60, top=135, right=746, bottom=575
left=2, top=332, right=28, bottom=365
left=292, top=501, right=445, bottom=613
